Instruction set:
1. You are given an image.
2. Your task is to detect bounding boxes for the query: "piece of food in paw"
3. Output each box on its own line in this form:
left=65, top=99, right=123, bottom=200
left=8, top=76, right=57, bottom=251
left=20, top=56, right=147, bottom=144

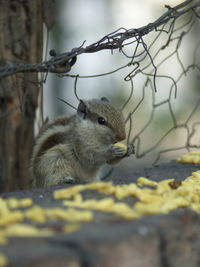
left=114, top=142, right=127, bottom=151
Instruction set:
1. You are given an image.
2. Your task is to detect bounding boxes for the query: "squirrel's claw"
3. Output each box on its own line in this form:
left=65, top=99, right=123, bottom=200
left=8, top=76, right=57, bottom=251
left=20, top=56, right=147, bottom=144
left=59, top=176, right=75, bottom=184
left=126, top=144, right=135, bottom=157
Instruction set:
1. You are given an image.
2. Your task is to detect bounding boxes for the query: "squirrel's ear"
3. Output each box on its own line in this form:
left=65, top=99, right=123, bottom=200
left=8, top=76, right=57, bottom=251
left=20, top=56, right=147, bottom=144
left=77, top=100, right=88, bottom=119
left=101, top=97, right=109, bottom=102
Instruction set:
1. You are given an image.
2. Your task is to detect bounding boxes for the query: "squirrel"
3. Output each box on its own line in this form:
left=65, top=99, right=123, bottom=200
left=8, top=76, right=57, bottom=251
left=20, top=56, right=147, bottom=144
left=30, top=97, right=134, bottom=188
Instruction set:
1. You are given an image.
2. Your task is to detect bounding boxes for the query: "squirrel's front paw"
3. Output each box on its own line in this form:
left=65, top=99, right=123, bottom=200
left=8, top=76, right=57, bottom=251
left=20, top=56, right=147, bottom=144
left=110, top=145, right=127, bottom=158
left=111, top=143, right=135, bottom=158
left=59, top=176, right=75, bottom=184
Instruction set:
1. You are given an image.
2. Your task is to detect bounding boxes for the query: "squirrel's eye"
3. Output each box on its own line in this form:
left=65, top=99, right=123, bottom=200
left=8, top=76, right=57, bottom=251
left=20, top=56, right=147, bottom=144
left=98, top=117, right=106, bottom=125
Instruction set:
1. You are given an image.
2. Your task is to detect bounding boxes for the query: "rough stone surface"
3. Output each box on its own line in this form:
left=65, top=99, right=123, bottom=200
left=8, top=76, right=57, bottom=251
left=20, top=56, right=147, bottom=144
left=1, top=161, right=200, bottom=267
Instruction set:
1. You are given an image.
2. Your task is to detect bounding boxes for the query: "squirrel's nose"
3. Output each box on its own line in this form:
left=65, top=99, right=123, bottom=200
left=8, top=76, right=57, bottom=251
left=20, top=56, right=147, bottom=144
left=116, top=132, right=126, bottom=142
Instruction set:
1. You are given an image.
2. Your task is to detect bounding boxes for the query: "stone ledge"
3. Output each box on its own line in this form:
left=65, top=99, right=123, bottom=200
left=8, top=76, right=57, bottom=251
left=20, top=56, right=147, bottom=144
left=0, top=161, right=200, bottom=267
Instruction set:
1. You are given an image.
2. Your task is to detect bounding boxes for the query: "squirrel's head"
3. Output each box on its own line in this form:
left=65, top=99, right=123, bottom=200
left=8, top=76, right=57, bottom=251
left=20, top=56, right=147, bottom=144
left=77, top=97, right=126, bottom=144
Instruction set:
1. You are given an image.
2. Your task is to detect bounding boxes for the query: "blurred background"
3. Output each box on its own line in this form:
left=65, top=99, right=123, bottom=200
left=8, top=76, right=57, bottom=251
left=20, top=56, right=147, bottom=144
left=41, top=0, right=200, bottom=175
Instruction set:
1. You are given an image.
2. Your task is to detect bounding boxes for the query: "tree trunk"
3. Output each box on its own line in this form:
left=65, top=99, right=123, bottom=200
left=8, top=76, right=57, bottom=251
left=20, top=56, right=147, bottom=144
left=0, top=0, right=43, bottom=192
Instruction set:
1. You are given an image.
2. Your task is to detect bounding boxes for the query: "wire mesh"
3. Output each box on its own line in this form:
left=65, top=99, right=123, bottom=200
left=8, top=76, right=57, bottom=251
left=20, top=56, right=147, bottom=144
left=0, top=0, right=199, bottom=166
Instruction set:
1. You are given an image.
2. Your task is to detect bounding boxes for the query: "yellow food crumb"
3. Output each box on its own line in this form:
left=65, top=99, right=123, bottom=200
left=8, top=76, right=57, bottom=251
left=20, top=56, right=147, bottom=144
left=24, top=206, right=46, bottom=223
left=191, top=171, right=200, bottom=178
left=53, top=182, right=113, bottom=200
left=0, top=199, right=9, bottom=212
left=137, top=177, right=158, bottom=187
left=62, top=223, right=80, bottom=234
left=54, top=184, right=88, bottom=199
left=4, top=224, right=53, bottom=237
left=0, top=253, right=8, bottom=267
left=114, top=142, right=127, bottom=151
left=7, top=198, right=33, bottom=209
left=46, top=208, right=93, bottom=222
left=0, top=211, right=24, bottom=227
left=177, top=151, right=200, bottom=164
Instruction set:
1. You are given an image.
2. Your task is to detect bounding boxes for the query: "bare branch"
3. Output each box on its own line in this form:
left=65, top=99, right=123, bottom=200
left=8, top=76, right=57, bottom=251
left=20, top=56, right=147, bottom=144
left=0, top=0, right=199, bottom=78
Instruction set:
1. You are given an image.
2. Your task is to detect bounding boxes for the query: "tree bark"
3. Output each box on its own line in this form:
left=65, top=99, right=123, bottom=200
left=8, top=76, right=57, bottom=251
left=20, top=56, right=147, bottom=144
left=0, top=0, right=43, bottom=192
